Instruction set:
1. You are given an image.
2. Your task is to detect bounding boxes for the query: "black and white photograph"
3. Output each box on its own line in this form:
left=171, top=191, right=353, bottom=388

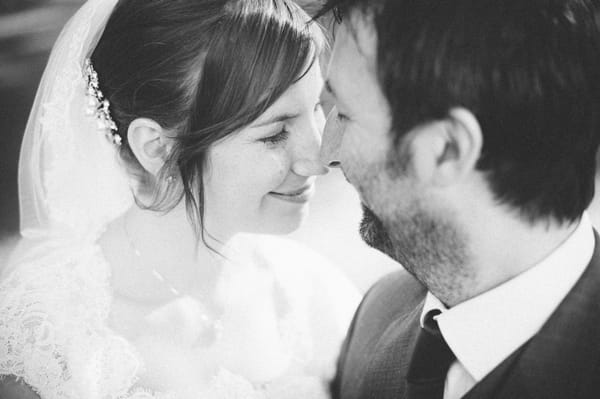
left=1, top=0, right=600, bottom=398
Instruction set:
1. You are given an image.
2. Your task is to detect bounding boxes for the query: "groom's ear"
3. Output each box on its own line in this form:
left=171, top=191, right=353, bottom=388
left=127, top=118, right=171, bottom=177
left=408, top=107, right=483, bottom=187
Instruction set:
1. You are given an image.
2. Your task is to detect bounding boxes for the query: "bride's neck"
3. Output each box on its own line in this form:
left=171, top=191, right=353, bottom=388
left=123, top=201, right=222, bottom=268
left=100, top=201, right=228, bottom=301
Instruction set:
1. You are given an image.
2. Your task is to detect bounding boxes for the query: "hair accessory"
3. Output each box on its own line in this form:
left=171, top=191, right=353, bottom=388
left=83, top=58, right=121, bottom=145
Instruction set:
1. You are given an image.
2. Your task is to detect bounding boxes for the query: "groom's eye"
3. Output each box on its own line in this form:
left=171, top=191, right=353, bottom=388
left=336, top=112, right=349, bottom=123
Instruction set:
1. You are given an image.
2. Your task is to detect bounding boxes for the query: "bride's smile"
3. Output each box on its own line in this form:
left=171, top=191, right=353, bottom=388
left=268, top=183, right=315, bottom=203
left=203, top=61, right=327, bottom=237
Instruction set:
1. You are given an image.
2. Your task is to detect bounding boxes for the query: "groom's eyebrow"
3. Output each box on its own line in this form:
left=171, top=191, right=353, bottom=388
left=325, top=79, right=349, bottom=110
left=324, top=80, right=337, bottom=98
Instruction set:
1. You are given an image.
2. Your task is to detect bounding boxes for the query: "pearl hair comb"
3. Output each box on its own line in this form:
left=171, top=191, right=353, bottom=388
left=83, top=58, right=121, bottom=145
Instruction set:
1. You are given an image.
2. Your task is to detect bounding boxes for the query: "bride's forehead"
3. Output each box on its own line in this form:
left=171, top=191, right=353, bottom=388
left=252, top=64, right=323, bottom=119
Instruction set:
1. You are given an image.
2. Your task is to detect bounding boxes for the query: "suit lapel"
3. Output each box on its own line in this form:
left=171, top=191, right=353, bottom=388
left=465, top=232, right=600, bottom=399
left=360, top=300, right=424, bottom=399
left=462, top=342, right=529, bottom=399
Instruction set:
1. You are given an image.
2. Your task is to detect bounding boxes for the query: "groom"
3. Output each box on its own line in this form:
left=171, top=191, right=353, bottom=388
left=318, top=0, right=600, bottom=398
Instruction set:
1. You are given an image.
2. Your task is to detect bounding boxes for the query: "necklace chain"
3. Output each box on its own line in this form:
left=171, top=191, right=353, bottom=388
left=122, top=215, right=225, bottom=345
left=121, top=214, right=294, bottom=347
left=122, top=215, right=182, bottom=296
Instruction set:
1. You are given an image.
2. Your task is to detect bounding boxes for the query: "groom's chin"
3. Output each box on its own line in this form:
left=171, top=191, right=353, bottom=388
left=359, top=204, right=394, bottom=256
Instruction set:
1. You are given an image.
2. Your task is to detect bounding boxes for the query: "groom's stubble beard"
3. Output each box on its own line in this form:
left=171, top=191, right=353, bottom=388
left=360, top=204, right=394, bottom=255
left=358, top=163, right=475, bottom=306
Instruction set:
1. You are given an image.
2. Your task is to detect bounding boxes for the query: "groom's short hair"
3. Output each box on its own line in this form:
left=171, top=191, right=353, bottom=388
left=319, top=0, right=600, bottom=224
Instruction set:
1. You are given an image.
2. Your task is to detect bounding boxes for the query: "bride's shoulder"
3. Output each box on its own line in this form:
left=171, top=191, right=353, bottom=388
left=1, top=238, right=110, bottom=297
left=252, top=235, right=361, bottom=319
left=0, top=239, right=139, bottom=399
left=252, top=235, right=336, bottom=274
left=254, top=236, right=358, bottom=291
left=252, top=236, right=362, bottom=378
left=0, top=238, right=111, bottom=345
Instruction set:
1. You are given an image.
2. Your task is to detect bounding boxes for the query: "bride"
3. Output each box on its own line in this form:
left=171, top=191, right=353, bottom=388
left=0, top=0, right=360, bottom=398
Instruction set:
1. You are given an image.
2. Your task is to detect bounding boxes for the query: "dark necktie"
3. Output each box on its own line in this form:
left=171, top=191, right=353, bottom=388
left=406, top=309, right=456, bottom=399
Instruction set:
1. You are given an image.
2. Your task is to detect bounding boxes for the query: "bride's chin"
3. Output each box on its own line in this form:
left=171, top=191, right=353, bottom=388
left=204, top=212, right=308, bottom=241
left=252, top=209, right=310, bottom=236
left=263, top=222, right=303, bottom=236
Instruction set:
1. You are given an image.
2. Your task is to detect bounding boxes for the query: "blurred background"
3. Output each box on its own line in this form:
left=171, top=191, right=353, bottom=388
left=0, top=0, right=399, bottom=291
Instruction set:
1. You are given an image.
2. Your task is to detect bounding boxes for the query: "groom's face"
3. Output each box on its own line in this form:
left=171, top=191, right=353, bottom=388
left=321, top=17, right=469, bottom=281
left=321, top=18, right=405, bottom=255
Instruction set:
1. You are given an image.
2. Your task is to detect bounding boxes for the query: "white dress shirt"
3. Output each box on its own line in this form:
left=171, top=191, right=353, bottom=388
left=420, top=213, right=595, bottom=399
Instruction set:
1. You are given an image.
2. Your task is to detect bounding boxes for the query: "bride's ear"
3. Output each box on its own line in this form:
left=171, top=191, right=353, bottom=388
left=127, top=118, right=171, bottom=176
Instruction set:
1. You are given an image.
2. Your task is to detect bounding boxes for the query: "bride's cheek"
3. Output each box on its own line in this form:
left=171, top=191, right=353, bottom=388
left=259, top=151, right=289, bottom=192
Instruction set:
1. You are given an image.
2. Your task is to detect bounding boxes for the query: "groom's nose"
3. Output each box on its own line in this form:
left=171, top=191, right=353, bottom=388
left=320, top=107, right=342, bottom=168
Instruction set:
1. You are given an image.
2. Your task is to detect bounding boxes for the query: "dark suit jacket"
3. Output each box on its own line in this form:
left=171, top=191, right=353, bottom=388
left=332, top=235, right=600, bottom=399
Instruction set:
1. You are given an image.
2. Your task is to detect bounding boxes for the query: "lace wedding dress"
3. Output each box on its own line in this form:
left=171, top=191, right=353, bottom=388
left=0, top=0, right=360, bottom=397
left=0, top=235, right=359, bottom=399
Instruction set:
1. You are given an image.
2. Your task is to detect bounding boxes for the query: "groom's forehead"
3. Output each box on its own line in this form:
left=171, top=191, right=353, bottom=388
left=339, top=13, right=377, bottom=59
left=330, top=18, right=378, bottom=79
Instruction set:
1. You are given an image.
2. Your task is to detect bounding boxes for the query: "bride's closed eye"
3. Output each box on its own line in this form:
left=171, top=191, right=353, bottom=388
left=259, top=128, right=290, bottom=146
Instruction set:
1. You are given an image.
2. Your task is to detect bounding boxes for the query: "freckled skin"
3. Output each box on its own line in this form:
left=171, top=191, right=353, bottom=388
left=203, top=62, right=326, bottom=238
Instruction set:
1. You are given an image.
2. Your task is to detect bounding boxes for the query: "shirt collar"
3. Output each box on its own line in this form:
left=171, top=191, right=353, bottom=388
left=420, top=213, right=594, bottom=381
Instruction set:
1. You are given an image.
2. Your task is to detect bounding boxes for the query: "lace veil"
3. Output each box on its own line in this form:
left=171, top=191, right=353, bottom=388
left=16, top=0, right=132, bottom=249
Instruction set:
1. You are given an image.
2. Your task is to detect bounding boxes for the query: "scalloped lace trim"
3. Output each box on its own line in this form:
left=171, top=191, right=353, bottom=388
left=0, top=244, right=142, bottom=399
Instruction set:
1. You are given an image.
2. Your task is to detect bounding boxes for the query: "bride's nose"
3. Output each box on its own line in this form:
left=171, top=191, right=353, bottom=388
left=292, top=113, right=329, bottom=177
left=293, top=158, right=328, bottom=177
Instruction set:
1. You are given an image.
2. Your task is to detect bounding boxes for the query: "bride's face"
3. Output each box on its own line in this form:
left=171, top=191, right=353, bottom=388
left=202, top=62, right=327, bottom=237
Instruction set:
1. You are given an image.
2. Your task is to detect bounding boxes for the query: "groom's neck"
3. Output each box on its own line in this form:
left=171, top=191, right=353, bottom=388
left=442, top=208, right=579, bottom=307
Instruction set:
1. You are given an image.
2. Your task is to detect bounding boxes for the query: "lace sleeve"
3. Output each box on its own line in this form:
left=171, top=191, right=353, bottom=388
left=0, top=243, right=142, bottom=399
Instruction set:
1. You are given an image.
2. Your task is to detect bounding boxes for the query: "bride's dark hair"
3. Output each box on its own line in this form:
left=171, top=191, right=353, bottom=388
left=91, top=0, right=323, bottom=239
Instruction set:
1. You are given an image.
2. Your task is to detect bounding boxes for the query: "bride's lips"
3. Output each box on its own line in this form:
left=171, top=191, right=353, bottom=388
left=268, top=184, right=315, bottom=204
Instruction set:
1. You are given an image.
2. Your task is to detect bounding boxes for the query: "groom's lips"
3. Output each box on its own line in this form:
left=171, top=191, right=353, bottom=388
left=269, top=184, right=315, bottom=204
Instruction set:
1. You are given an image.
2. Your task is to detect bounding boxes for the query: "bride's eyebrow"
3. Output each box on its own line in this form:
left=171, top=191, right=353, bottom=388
left=252, top=112, right=300, bottom=128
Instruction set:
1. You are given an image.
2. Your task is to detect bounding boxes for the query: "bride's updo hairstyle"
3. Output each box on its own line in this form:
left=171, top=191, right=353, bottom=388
left=91, top=0, right=323, bottom=235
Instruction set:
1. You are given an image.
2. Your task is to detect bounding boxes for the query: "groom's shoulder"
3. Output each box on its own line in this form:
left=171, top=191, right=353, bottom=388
left=352, top=269, right=425, bottom=337
left=332, top=269, right=425, bottom=397
left=368, top=268, right=425, bottom=305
